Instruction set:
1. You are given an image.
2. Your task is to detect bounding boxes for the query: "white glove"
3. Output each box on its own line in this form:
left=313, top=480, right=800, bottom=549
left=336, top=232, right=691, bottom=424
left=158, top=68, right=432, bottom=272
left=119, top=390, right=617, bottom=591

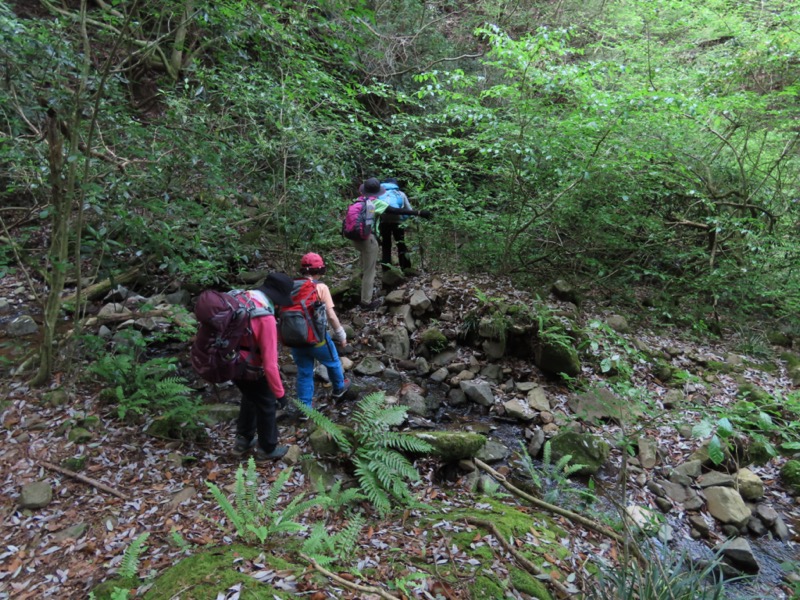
left=333, top=326, right=346, bottom=345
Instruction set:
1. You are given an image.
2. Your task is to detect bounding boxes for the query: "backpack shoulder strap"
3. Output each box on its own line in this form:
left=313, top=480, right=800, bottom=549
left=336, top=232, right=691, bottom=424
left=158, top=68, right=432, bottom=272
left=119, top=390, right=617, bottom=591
left=244, top=290, right=274, bottom=318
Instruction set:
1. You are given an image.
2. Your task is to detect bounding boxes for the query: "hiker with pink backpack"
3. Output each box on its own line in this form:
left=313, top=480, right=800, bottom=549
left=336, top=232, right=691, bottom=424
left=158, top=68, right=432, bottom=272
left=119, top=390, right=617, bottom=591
left=277, top=253, right=351, bottom=409
left=342, top=177, right=432, bottom=310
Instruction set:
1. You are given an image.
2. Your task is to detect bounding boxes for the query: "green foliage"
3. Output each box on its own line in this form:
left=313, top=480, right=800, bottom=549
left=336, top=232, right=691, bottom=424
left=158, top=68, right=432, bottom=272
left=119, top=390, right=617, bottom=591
left=118, top=533, right=149, bottom=579
left=301, top=513, right=365, bottom=567
left=206, top=458, right=319, bottom=544
left=588, top=540, right=745, bottom=599
left=314, top=478, right=366, bottom=513
left=518, top=441, right=593, bottom=508
left=304, top=392, right=432, bottom=515
left=88, top=344, right=198, bottom=428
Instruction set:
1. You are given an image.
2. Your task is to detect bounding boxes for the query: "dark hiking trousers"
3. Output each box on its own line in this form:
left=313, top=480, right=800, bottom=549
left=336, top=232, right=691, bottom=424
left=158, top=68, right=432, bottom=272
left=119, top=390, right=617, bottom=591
left=379, top=222, right=410, bottom=270
left=233, top=377, right=278, bottom=453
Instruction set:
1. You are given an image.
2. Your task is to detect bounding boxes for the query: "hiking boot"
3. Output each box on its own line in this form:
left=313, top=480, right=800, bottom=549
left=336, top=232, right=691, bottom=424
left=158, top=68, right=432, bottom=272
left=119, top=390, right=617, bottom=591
left=332, top=379, right=351, bottom=401
left=233, top=436, right=257, bottom=455
left=254, top=445, right=289, bottom=462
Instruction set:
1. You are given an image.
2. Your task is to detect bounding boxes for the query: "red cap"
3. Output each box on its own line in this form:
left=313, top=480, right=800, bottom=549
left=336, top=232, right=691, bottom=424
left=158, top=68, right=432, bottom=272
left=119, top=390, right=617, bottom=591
left=301, top=252, right=325, bottom=269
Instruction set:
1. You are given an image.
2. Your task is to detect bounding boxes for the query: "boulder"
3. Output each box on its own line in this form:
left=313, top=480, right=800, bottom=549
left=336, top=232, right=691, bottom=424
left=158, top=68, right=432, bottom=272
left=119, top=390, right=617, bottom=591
left=567, top=387, right=639, bottom=424
left=19, top=481, right=53, bottom=509
left=354, top=356, right=385, bottom=376
left=606, top=314, right=630, bottom=333
left=534, top=340, right=581, bottom=378
left=409, top=290, right=432, bottom=315
left=476, top=439, right=510, bottom=463
left=459, top=380, right=495, bottom=407
left=503, top=399, right=535, bottom=421
left=549, top=431, right=611, bottom=475
left=381, top=327, right=410, bottom=360
left=704, top=486, right=750, bottom=527
left=735, top=468, right=764, bottom=501
left=8, top=315, right=38, bottom=337
left=526, top=387, right=551, bottom=412
left=717, top=538, right=760, bottom=574
left=410, top=431, right=486, bottom=462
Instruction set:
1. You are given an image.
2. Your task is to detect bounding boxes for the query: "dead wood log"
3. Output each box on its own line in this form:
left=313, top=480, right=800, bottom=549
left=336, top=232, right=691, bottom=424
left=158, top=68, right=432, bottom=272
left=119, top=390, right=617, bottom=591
left=41, top=460, right=129, bottom=500
left=61, top=266, right=142, bottom=305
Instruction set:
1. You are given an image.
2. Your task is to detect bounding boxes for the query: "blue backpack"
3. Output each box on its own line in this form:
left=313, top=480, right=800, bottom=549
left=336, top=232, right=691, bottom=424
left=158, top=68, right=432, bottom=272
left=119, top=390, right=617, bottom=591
left=382, top=182, right=408, bottom=221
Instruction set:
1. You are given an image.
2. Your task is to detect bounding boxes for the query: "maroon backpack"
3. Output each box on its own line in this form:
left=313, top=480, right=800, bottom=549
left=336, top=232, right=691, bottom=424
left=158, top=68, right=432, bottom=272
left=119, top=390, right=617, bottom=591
left=190, top=290, right=273, bottom=383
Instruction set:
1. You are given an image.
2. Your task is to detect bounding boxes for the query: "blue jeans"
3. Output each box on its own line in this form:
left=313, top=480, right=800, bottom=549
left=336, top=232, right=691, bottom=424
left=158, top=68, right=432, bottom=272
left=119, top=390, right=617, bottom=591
left=290, top=334, right=346, bottom=407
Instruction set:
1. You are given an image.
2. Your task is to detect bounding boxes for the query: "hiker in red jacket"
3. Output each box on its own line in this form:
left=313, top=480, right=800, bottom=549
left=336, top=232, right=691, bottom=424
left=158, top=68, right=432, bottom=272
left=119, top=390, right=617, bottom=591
left=232, top=272, right=294, bottom=462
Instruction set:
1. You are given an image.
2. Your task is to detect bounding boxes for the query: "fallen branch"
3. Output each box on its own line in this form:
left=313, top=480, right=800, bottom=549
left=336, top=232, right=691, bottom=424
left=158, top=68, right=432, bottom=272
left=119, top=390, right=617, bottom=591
left=464, top=517, right=574, bottom=599
left=474, top=458, right=644, bottom=564
left=300, top=553, right=401, bottom=600
left=41, top=460, right=129, bottom=500
left=61, top=266, right=142, bottom=304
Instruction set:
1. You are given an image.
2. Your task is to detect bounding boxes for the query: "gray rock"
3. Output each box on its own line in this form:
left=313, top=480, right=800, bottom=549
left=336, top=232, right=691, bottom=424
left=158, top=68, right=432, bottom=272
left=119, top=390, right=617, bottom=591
left=476, top=439, right=509, bottom=463
left=401, top=391, right=438, bottom=418
left=527, top=428, right=545, bottom=458
left=659, top=480, right=690, bottom=504
left=354, top=356, right=385, bottom=376
left=718, top=538, right=760, bottom=573
left=772, top=516, right=791, bottom=541
left=199, top=403, right=240, bottom=425
left=19, top=481, right=53, bottom=509
left=68, top=427, right=92, bottom=443
left=409, top=290, right=432, bottom=315
left=448, top=388, right=467, bottom=406
left=688, top=515, right=710, bottom=537
left=460, top=380, right=495, bottom=407
left=415, top=357, right=430, bottom=375
left=309, top=427, right=344, bottom=456
left=515, top=382, right=538, bottom=393
left=98, top=325, right=113, bottom=339
left=482, top=339, right=506, bottom=359
left=382, top=327, right=410, bottom=359
left=669, top=471, right=693, bottom=487
left=534, top=339, right=580, bottom=378
left=747, top=517, right=767, bottom=537
left=755, top=504, right=778, bottom=525
left=698, top=471, right=735, bottom=488
left=168, top=486, right=197, bottom=510
left=133, top=316, right=170, bottom=332
left=53, top=523, right=88, bottom=542
left=283, top=445, right=303, bottom=466
left=735, top=468, right=764, bottom=501
left=705, top=486, right=751, bottom=527
left=646, top=480, right=666, bottom=498
left=481, top=364, right=504, bottom=382
left=165, top=289, right=192, bottom=306
left=390, top=304, right=417, bottom=332
left=98, top=303, right=131, bottom=317
left=672, top=460, right=702, bottom=479
left=662, top=389, right=685, bottom=409
left=0, top=297, right=10, bottom=313
left=8, top=315, right=38, bottom=337
left=384, top=289, right=405, bottom=304
left=430, top=367, right=449, bottom=383
left=503, top=398, right=536, bottom=421
left=683, top=490, right=705, bottom=511
left=655, top=497, right=673, bottom=513
left=431, top=348, right=458, bottom=367
left=567, top=387, right=640, bottom=424
left=526, top=387, right=550, bottom=412
left=638, top=436, right=658, bottom=469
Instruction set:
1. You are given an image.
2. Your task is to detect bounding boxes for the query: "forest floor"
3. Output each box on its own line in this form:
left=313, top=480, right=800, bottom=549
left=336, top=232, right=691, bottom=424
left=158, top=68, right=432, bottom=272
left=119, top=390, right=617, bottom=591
left=1, top=266, right=799, bottom=599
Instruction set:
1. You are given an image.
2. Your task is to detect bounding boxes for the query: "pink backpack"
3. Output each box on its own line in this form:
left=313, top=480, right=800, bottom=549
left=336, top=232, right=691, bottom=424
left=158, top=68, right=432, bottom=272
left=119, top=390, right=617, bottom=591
left=341, top=196, right=376, bottom=240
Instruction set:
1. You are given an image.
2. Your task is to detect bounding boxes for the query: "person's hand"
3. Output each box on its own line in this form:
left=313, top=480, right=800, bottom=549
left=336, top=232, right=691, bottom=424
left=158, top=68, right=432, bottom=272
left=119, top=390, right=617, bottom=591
left=333, top=326, right=347, bottom=346
left=418, top=210, right=433, bottom=219
left=276, top=395, right=288, bottom=410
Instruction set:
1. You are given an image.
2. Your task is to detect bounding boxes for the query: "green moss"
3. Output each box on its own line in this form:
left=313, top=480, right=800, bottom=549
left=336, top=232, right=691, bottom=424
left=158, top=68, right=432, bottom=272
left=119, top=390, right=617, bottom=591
left=62, top=456, right=86, bottom=471
left=737, top=383, right=772, bottom=405
left=142, top=544, right=297, bottom=599
left=781, top=460, right=800, bottom=494
left=420, top=328, right=448, bottom=353
left=511, top=567, right=552, bottom=599
left=705, top=361, right=734, bottom=374
left=471, top=575, right=505, bottom=598
left=410, top=431, right=486, bottom=462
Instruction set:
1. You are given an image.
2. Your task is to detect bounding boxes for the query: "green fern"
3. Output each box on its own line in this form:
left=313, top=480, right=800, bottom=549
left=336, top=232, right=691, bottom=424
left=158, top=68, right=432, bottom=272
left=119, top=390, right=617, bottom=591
left=316, top=478, right=366, bottom=511
left=518, top=441, right=592, bottom=507
left=118, top=532, right=149, bottom=578
left=301, top=514, right=365, bottom=567
left=206, top=458, right=319, bottom=543
left=296, top=401, right=353, bottom=452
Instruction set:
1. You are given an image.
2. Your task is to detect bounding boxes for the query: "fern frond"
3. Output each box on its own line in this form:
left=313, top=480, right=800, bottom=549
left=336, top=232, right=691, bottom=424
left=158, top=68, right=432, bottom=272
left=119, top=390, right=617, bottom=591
left=296, top=403, right=352, bottom=453
left=379, top=431, right=433, bottom=453
left=563, top=463, right=588, bottom=477
left=542, top=440, right=552, bottom=467
left=206, top=482, right=245, bottom=534
left=554, top=454, right=573, bottom=473
left=263, top=467, right=293, bottom=515
left=334, top=513, right=365, bottom=560
left=118, top=532, right=150, bottom=578
left=353, top=457, right=391, bottom=515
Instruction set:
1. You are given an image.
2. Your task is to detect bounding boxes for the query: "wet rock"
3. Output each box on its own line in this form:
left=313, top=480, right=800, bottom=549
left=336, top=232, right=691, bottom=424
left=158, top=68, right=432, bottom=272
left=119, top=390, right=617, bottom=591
left=8, top=315, right=38, bottom=337
left=19, top=481, right=53, bottom=509
left=705, top=486, right=750, bottom=527
left=415, top=357, right=430, bottom=375
left=526, top=387, right=550, bottom=412
left=460, top=380, right=495, bottom=407
left=430, top=367, right=449, bottom=383
left=549, top=431, right=610, bottom=475
left=401, top=390, right=439, bottom=418
left=735, top=468, right=764, bottom=501
left=718, top=538, right=759, bottom=574
left=354, top=356, right=385, bottom=376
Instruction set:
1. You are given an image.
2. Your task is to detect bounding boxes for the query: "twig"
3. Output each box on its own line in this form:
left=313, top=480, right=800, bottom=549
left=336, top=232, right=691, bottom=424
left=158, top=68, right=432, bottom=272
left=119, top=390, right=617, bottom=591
left=464, top=517, right=574, bottom=599
left=474, top=458, right=644, bottom=564
left=40, top=460, right=129, bottom=500
left=300, top=553, right=401, bottom=600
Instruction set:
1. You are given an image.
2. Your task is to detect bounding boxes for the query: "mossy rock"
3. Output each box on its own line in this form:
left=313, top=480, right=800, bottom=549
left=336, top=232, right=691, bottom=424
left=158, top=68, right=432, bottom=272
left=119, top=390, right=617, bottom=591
left=705, top=361, right=735, bottom=375
left=420, top=328, right=448, bottom=353
left=737, top=383, right=772, bottom=405
left=535, top=340, right=581, bottom=378
left=146, top=417, right=207, bottom=442
left=140, top=544, right=298, bottom=599
left=780, top=460, right=800, bottom=494
left=410, top=431, right=486, bottom=462
left=61, top=456, right=87, bottom=471
left=68, top=427, right=92, bottom=443
left=43, top=388, right=70, bottom=407
left=549, top=431, right=611, bottom=475
left=652, top=360, right=673, bottom=382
